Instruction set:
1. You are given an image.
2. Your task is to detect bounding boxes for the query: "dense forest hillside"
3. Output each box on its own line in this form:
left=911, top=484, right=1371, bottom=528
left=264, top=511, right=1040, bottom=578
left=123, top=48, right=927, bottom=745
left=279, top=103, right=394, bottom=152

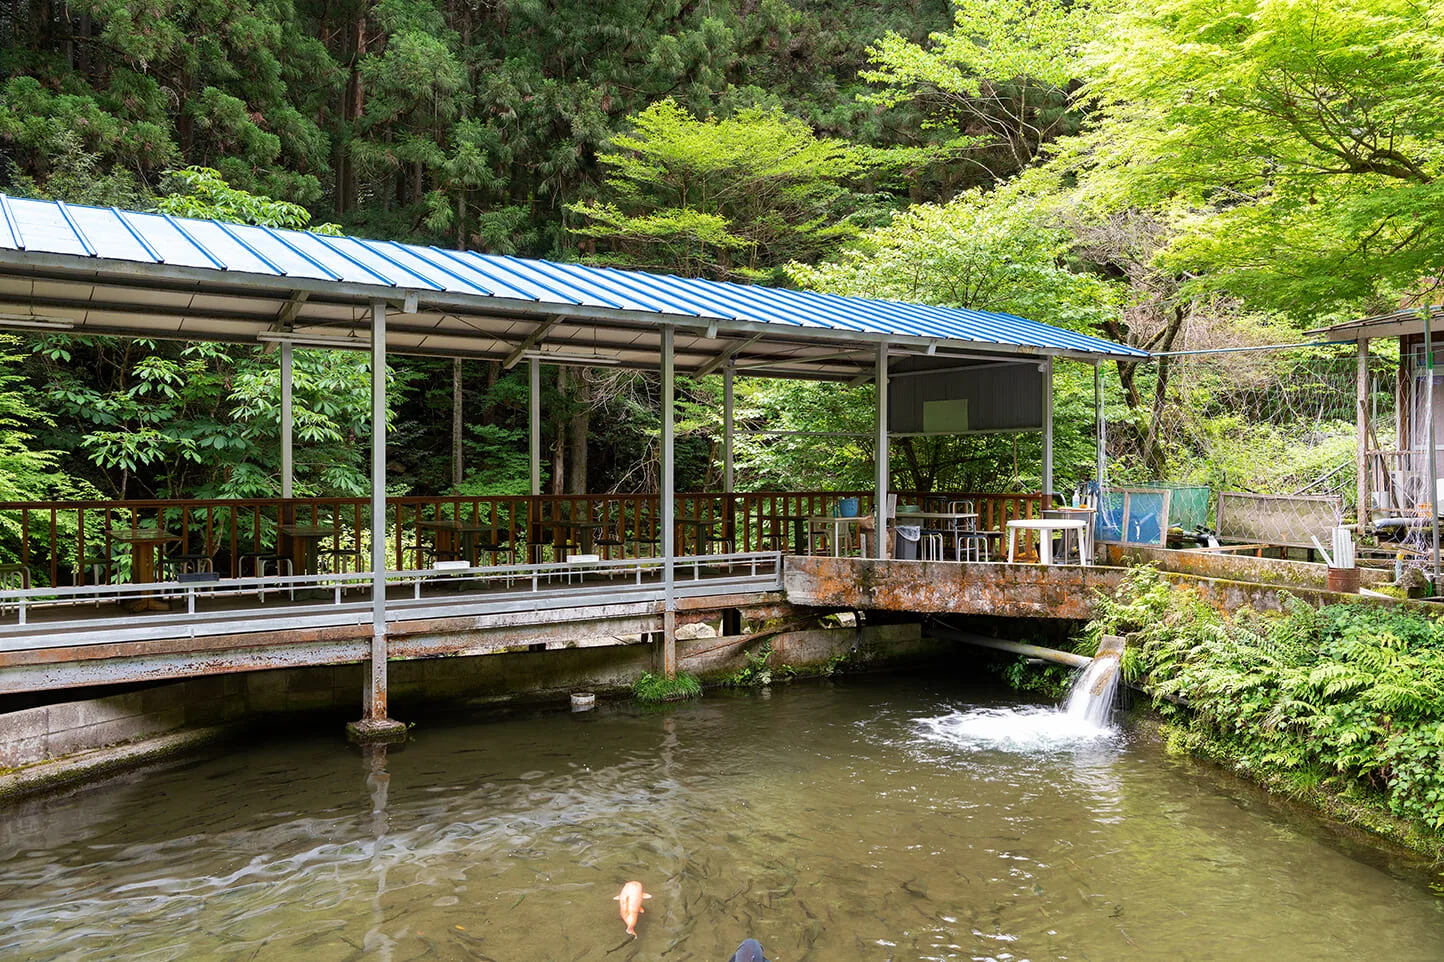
left=1, top=0, right=1439, bottom=507
left=1, top=0, right=963, bottom=252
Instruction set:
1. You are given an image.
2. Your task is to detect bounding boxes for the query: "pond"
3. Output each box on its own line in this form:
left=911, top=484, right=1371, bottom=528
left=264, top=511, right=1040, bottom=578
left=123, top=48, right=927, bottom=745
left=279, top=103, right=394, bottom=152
left=1, top=674, right=1441, bottom=961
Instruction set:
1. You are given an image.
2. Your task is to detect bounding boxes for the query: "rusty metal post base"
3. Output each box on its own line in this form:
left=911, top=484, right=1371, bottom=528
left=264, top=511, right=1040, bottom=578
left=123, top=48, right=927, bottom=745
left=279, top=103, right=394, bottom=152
left=663, top=609, right=677, bottom=679
left=346, top=717, right=409, bottom=745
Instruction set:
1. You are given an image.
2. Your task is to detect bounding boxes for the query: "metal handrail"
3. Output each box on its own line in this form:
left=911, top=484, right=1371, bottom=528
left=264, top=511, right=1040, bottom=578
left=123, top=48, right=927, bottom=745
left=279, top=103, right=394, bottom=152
left=0, top=552, right=784, bottom=644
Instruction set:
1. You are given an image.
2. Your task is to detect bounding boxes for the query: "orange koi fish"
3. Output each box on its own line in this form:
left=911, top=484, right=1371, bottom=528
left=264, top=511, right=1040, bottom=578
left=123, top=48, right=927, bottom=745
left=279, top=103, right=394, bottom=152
left=613, top=880, right=651, bottom=936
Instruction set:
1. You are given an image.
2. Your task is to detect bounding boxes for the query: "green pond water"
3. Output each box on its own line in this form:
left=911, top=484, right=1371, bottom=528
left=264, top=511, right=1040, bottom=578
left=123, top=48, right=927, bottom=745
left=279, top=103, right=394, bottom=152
left=1, top=674, right=1441, bottom=961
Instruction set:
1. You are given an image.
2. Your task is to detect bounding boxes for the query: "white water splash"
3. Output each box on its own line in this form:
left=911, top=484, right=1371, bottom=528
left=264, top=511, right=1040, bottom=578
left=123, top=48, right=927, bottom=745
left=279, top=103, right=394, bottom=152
left=915, top=705, right=1117, bottom=754
left=1062, top=648, right=1122, bottom=729
left=916, top=642, right=1125, bottom=753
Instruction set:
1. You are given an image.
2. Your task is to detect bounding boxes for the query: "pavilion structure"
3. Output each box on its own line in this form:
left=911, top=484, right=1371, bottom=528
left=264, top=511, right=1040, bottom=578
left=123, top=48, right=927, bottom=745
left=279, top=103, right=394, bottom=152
left=0, top=195, right=1147, bottom=735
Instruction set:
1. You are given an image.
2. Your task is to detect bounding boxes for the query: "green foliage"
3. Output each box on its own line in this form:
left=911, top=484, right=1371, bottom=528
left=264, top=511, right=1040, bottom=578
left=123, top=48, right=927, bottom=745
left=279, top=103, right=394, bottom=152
left=789, top=178, right=1121, bottom=328
left=861, top=0, right=1096, bottom=178
left=1090, top=567, right=1444, bottom=834
left=632, top=671, right=703, bottom=703
left=1068, top=0, right=1444, bottom=310
left=724, top=643, right=782, bottom=687
left=571, top=100, right=874, bottom=281
left=155, top=167, right=334, bottom=231
left=995, top=655, right=1074, bottom=700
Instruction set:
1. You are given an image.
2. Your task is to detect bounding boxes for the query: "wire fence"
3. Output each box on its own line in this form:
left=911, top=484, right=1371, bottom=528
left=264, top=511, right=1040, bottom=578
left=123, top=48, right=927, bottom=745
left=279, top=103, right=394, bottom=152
left=1101, top=343, right=1397, bottom=552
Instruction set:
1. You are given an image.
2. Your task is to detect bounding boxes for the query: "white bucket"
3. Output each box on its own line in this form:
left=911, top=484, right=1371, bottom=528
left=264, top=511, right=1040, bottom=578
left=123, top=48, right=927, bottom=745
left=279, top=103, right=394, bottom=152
left=570, top=691, right=596, bottom=712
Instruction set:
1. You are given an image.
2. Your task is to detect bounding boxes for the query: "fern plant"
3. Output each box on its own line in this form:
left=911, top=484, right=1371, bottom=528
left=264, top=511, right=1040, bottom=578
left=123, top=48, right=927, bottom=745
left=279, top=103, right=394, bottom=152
left=1090, top=566, right=1444, bottom=839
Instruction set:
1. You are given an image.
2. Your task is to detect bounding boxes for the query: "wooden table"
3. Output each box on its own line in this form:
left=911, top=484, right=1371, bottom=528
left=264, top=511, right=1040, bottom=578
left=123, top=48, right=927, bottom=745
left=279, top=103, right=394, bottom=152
left=1007, top=518, right=1089, bottom=566
left=758, top=514, right=807, bottom=554
left=675, top=517, right=724, bottom=555
left=807, top=515, right=871, bottom=557
left=279, top=524, right=335, bottom=575
left=107, top=527, right=181, bottom=611
left=416, top=519, right=464, bottom=563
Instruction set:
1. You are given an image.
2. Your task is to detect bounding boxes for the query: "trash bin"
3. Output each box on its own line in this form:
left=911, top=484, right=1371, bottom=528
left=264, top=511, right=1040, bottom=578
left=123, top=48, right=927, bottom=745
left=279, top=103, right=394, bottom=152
left=895, top=524, right=920, bottom=560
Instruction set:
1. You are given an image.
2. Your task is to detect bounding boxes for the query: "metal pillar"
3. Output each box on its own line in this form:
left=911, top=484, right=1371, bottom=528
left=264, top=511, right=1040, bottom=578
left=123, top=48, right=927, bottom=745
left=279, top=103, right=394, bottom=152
left=1427, top=308, right=1440, bottom=585
left=348, top=299, right=404, bottom=742
left=368, top=300, right=388, bottom=718
left=1094, top=362, right=1105, bottom=490
left=661, top=326, right=677, bottom=678
left=280, top=341, right=294, bottom=499
left=1042, top=358, right=1054, bottom=502
left=1356, top=338, right=1369, bottom=530
left=875, top=341, right=889, bottom=559
left=529, top=357, right=541, bottom=496
left=723, top=364, right=735, bottom=494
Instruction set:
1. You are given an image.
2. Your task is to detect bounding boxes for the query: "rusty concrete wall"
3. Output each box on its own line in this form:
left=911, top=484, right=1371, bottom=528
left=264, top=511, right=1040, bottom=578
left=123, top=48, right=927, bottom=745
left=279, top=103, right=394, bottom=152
left=785, top=556, right=1116, bottom=619
left=784, top=556, right=1396, bottom=620
left=1104, top=545, right=1391, bottom=589
left=0, top=622, right=935, bottom=776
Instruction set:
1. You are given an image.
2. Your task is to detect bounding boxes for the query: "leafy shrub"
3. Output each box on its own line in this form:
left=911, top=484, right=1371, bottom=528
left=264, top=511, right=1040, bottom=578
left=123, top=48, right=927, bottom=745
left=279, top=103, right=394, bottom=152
left=632, top=672, right=702, bottom=703
left=1090, top=567, right=1444, bottom=834
left=996, top=656, right=1075, bottom=699
left=725, top=643, right=788, bottom=687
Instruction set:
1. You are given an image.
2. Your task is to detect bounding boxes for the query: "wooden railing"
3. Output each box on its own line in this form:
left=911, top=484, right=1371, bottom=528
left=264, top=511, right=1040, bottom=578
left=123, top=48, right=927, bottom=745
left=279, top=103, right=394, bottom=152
left=0, top=490, right=1047, bottom=587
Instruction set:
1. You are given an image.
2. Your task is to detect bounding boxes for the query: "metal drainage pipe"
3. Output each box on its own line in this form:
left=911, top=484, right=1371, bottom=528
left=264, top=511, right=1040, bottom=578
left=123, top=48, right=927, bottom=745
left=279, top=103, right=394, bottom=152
left=928, top=625, right=1092, bottom=669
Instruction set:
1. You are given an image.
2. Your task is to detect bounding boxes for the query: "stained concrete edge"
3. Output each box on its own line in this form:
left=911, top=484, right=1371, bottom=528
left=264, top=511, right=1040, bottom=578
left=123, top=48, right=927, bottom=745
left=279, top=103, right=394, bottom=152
left=0, top=726, right=231, bottom=804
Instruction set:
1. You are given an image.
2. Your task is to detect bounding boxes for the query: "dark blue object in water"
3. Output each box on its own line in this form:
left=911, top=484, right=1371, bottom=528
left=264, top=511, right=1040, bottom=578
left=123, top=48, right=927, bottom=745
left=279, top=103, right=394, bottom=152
left=728, top=938, right=768, bottom=962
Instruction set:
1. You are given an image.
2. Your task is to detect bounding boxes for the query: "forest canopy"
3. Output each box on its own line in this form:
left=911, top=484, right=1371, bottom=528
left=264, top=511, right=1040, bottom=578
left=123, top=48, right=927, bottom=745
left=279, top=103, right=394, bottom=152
left=0, top=0, right=1437, bottom=504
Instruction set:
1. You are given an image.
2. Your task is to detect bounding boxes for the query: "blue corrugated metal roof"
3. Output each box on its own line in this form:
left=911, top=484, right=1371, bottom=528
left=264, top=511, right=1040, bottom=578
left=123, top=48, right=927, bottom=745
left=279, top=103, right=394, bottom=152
left=0, top=195, right=1148, bottom=360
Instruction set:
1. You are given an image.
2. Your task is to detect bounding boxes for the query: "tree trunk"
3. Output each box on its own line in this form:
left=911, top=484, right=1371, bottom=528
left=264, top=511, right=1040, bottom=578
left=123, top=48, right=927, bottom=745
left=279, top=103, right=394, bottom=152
left=567, top=371, right=589, bottom=494
left=1141, top=304, right=1188, bottom=476
left=551, top=367, right=567, bottom=495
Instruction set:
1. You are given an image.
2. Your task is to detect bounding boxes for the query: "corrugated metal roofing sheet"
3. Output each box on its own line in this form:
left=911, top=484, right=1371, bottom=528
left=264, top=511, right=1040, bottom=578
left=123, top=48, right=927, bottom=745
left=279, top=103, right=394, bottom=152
left=0, top=195, right=1148, bottom=359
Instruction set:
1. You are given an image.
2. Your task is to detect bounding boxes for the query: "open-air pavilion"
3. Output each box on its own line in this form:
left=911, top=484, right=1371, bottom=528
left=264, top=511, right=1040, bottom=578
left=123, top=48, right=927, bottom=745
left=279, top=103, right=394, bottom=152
left=0, top=195, right=1147, bottom=734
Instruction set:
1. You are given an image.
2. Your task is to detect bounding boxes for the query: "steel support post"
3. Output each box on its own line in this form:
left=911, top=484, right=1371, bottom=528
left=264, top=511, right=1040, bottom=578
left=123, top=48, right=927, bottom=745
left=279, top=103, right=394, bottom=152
left=875, top=341, right=889, bottom=559
left=529, top=357, right=541, bottom=497
left=348, top=299, right=405, bottom=742
left=369, top=299, right=388, bottom=717
left=1427, top=309, right=1440, bottom=585
left=723, top=364, right=735, bottom=495
left=662, top=326, right=677, bottom=678
left=1094, top=362, right=1105, bottom=491
left=1042, top=358, right=1054, bottom=503
left=280, top=341, right=294, bottom=500
left=1356, top=338, right=1369, bottom=531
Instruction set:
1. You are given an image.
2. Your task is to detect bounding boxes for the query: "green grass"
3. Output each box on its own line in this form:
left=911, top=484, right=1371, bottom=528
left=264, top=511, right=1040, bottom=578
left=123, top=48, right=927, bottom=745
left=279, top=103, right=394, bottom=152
left=632, top=671, right=703, bottom=703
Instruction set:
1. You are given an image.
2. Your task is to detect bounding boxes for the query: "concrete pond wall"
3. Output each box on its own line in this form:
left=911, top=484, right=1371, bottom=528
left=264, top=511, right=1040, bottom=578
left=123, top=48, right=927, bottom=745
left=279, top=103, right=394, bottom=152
left=0, top=621, right=935, bottom=800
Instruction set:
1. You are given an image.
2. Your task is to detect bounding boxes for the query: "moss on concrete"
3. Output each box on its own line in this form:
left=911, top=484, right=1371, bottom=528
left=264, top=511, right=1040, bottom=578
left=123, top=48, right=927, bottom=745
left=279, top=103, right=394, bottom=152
left=0, top=727, right=231, bottom=803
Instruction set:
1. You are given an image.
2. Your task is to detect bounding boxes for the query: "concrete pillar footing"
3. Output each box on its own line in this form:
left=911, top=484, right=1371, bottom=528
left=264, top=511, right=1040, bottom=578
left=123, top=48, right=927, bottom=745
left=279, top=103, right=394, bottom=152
left=346, top=718, right=409, bottom=745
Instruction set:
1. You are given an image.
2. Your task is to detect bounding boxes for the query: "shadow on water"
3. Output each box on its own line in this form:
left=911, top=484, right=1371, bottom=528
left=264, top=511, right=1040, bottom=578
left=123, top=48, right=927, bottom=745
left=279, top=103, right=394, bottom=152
left=1, top=671, right=1442, bottom=962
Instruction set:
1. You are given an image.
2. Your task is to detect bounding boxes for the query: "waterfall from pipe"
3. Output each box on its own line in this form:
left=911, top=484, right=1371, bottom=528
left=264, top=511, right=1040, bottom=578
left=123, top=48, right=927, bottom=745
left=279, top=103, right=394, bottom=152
left=1063, top=636, right=1125, bottom=728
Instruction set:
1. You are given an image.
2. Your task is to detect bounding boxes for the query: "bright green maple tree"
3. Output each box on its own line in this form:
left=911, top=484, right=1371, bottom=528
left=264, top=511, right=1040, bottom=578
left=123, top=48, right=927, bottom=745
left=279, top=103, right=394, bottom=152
left=569, top=99, right=873, bottom=282
left=1068, top=0, right=1444, bottom=312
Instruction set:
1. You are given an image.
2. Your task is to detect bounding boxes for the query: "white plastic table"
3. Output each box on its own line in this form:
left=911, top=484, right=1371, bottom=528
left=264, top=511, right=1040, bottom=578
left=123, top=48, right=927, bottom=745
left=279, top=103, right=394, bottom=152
left=1006, top=518, right=1090, bottom=566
